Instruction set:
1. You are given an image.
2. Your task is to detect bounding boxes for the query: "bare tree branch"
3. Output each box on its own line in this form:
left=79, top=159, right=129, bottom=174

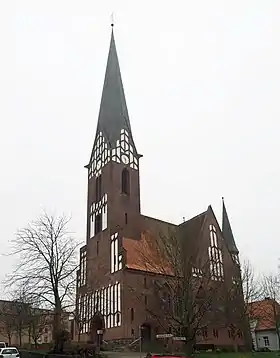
left=260, top=273, right=280, bottom=348
left=129, top=228, right=227, bottom=354
left=4, top=211, right=80, bottom=352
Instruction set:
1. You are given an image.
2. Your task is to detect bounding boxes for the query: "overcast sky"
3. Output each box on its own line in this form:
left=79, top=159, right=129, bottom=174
left=0, top=1, right=279, bottom=290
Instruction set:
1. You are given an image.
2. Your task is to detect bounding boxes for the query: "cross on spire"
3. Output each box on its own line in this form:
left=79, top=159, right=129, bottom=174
left=111, top=12, right=115, bottom=27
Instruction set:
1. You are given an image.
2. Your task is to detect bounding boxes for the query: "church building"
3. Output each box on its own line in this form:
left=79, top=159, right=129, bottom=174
left=76, top=26, right=248, bottom=350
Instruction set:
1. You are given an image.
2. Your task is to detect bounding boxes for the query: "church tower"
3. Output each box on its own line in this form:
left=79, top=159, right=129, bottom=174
left=85, top=26, right=141, bottom=255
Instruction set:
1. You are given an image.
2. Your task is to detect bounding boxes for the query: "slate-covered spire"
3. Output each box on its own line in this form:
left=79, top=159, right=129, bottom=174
left=96, top=26, right=135, bottom=150
left=222, top=198, right=239, bottom=253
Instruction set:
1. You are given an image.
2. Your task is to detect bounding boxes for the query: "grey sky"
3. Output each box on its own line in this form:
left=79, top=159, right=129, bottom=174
left=0, top=1, right=279, bottom=291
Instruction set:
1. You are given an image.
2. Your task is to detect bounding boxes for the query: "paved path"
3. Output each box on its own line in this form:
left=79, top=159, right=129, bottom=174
left=106, top=352, right=146, bottom=358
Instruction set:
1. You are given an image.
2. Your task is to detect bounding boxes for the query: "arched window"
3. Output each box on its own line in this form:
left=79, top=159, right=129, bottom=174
left=121, top=168, right=130, bottom=194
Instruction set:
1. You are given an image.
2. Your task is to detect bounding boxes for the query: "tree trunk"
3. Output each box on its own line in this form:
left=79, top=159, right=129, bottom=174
left=184, top=339, right=195, bottom=355
left=242, top=315, right=253, bottom=351
left=232, top=336, right=238, bottom=352
left=19, top=327, right=22, bottom=347
left=53, top=303, right=62, bottom=353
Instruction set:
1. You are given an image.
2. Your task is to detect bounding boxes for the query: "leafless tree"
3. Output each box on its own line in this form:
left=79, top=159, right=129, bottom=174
left=70, top=307, right=84, bottom=342
left=130, top=228, right=226, bottom=354
left=0, top=301, right=16, bottom=346
left=5, top=212, right=79, bottom=351
left=261, top=274, right=280, bottom=347
left=242, top=260, right=262, bottom=305
left=12, top=301, right=29, bottom=346
left=10, top=286, right=36, bottom=347
left=222, top=259, right=261, bottom=351
left=28, top=308, right=50, bottom=348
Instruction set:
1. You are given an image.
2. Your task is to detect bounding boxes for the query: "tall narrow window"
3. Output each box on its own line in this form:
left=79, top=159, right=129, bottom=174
left=95, top=213, right=102, bottom=235
left=96, top=241, right=99, bottom=256
left=121, top=168, right=130, bottom=194
left=89, top=204, right=94, bottom=238
left=80, top=249, right=86, bottom=286
left=232, top=253, right=240, bottom=265
left=130, top=308, right=134, bottom=322
left=95, top=175, right=102, bottom=201
left=167, top=294, right=171, bottom=310
left=125, top=213, right=128, bottom=224
left=111, top=233, right=123, bottom=273
left=208, top=225, right=224, bottom=281
left=202, top=326, right=208, bottom=339
left=144, top=277, right=147, bottom=288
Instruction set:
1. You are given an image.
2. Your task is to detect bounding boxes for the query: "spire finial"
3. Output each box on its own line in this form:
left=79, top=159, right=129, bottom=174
left=222, top=196, right=224, bottom=202
left=111, top=12, right=114, bottom=27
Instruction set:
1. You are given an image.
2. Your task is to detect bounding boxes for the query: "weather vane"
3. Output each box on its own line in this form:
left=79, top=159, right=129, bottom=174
left=111, top=12, right=115, bottom=27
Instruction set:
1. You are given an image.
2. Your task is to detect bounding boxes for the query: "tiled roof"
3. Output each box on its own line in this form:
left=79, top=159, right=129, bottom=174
left=123, top=233, right=173, bottom=275
left=248, top=299, right=280, bottom=331
left=178, top=211, right=207, bottom=241
left=123, top=211, right=207, bottom=274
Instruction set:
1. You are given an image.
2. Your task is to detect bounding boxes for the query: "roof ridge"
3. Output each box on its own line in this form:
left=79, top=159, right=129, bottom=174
left=141, top=214, right=177, bottom=226
left=178, top=209, right=207, bottom=227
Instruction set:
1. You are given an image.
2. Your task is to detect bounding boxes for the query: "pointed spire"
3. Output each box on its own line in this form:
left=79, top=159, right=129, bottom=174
left=96, top=26, right=136, bottom=150
left=222, top=197, right=239, bottom=253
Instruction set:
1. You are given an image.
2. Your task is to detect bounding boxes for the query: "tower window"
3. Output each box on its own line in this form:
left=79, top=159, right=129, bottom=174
left=121, top=168, right=130, bottom=194
left=125, top=213, right=128, bottom=224
left=97, top=241, right=99, bottom=256
left=95, top=175, right=102, bottom=201
left=95, top=213, right=102, bottom=235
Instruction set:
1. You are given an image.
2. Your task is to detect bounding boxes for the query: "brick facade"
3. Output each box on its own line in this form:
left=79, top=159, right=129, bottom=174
left=75, top=27, right=249, bottom=351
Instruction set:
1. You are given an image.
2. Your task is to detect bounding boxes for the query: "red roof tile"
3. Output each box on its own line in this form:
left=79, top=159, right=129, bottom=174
left=123, top=211, right=206, bottom=275
left=248, top=299, right=280, bottom=331
left=123, top=233, right=173, bottom=275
